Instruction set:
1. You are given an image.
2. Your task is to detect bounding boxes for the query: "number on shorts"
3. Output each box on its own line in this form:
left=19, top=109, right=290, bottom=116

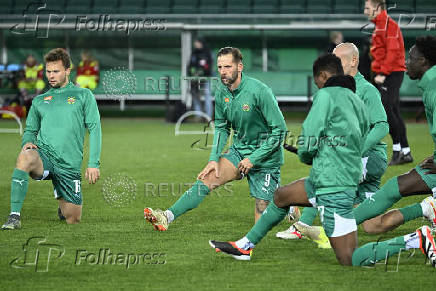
left=264, top=174, right=271, bottom=187
left=74, top=180, right=81, bottom=193
left=317, top=206, right=325, bottom=223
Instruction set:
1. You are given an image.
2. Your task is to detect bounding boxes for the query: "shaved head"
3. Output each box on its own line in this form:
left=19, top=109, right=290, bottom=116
left=333, top=42, right=360, bottom=76
left=333, top=43, right=359, bottom=60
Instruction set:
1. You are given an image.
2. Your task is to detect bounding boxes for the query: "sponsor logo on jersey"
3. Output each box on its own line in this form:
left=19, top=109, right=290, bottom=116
left=67, top=97, right=76, bottom=104
left=43, top=96, right=53, bottom=103
left=242, top=104, right=250, bottom=112
left=224, top=97, right=230, bottom=103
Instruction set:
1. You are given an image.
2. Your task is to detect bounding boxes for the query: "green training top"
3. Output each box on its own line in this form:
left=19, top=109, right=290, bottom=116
left=298, top=83, right=370, bottom=194
left=209, top=73, right=287, bottom=169
left=22, top=82, right=102, bottom=173
left=354, top=71, right=388, bottom=157
left=418, top=65, right=436, bottom=163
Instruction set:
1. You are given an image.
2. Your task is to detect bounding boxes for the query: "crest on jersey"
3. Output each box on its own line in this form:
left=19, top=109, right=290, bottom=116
left=43, top=96, right=52, bottom=103
left=242, top=103, right=250, bottom=112
left=224, top=97, right=230, bottom=103
left=67, top=97, right=76, bottom=104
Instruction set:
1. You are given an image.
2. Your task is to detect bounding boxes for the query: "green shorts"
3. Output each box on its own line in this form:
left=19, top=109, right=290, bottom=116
left=355, top=150, right=387, bottom=204
left=222, top=147, right=281, bottom=201
left=316, top=190, right=357, bottom=237
left=36, top=149, right=82, bottom=205
left=415, top=164, right=436, bottom=193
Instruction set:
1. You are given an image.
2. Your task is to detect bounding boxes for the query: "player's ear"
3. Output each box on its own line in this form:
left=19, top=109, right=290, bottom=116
left=238, top=61, right=243, bottom=73
left=352, top=56, right=359, bottom=67
left=65, top=66, right=71, bottom=77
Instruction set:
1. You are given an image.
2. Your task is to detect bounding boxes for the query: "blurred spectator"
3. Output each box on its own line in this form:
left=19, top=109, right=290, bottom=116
left=358, top=35, right=372, bottom=81
left=188, top=37, right=213, bottom=118
left=326, top=31, right=344, bottom=53
left=76, top=50, right=99, bottom=90
left=18, top=55, right=45, bottom=111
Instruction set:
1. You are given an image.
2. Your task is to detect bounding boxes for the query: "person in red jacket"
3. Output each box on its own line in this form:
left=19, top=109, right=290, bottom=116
left=364, top=0, right=412, bottom=165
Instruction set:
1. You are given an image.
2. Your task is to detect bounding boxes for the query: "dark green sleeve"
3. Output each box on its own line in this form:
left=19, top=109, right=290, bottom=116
left=246, top=87, right=287, bottom=166
left=298, top=91, right=330, bottom=165
left=84, top=90, right=102, bottom=168
left=362, top=87, right=388, bottom=154
left=209, top=95, right=230, bottom=162
left=21, top=99, right=40, bottom=147
left=362, top=122, right=388, bottom=154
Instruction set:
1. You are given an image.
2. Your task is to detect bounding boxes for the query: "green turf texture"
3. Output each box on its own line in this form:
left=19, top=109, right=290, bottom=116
left=1, top=118, right=435, bottom=290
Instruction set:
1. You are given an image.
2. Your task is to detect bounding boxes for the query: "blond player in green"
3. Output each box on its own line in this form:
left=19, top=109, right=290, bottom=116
left=144, top=47, right=287, bottom=231
left=2, top=48, right=102, bottom=229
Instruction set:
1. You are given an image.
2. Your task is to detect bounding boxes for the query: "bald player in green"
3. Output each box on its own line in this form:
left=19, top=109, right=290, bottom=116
left=2, top=48, right=102, bottom=229
left=144, top=47, right=287, bottom=231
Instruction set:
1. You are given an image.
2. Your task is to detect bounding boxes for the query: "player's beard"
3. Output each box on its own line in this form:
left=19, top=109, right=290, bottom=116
left=221, top=69, right=238, bottom=87
left=51, top=75, right=68, bottom=88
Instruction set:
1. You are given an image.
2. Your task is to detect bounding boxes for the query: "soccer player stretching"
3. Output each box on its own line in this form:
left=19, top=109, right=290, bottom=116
left=210, top=54, right=436, bottom=267
left=277, top=42, right=389, bottom=247
left=144, top=47, right=287, bottom=230
left=277, top=43, right=436, bottom=246
left=2, top=48, right=101, bottom=229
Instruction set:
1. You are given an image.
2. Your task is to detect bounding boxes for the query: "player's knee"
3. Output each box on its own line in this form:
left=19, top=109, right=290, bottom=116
left=16, top=151, right=37, bottom=171
left=361, top=220, right=379, bottom=235
left=66, top=215, right=81, bottom=224
left=200, top=174, right=221, bottom=190
left=273, top=187, right=287, bottom=207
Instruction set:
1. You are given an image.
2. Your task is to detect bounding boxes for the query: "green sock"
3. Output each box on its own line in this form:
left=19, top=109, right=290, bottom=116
left=246, top=201, right=287, bottom=245
left=353, top=177, right=402, bottom=225
left=168, top=180, right=210, bottom=220
left=10, top=169, right=29, bottom=214
left=398, top=203, right=423, bottom=223
left=299, top=207, right=318, bottom=226
left=352, top=236, right=406, bottom=266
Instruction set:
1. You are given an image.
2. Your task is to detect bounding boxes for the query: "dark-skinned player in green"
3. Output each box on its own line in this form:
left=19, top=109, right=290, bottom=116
left=2, top=48, right=101, bottom=229
left=144, top=47, right=287, bottom=231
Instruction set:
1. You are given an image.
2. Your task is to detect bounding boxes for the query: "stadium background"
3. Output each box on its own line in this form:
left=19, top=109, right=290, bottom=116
left=1, top=1, right=436, bottom=290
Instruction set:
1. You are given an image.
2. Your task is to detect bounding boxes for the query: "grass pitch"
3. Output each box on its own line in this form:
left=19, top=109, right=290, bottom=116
left=1, top=117, right=436, bottom=290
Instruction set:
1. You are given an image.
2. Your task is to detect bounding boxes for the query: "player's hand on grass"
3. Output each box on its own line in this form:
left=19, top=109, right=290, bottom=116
left=283, top=143, right=298, bottom=154
left=419, top=155, right=434, bottom=167
left=374, top=74, right=386, bottom=85
left=238, top=158, right=253, bottom=175
left=420, top=157, right=436, bottom=174
left=21, top=142, right=37, bottom=152
left=85, top=168, right=100, bottom=184
left=198, top=161, right=219, bottom=180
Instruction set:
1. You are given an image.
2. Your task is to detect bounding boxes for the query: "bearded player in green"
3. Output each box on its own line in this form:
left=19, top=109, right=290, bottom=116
left=210, top=53, right=436, bottom=267
left=144, top=47, right=287, bottom=230
left=2, top=48, right=101, bottom=229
